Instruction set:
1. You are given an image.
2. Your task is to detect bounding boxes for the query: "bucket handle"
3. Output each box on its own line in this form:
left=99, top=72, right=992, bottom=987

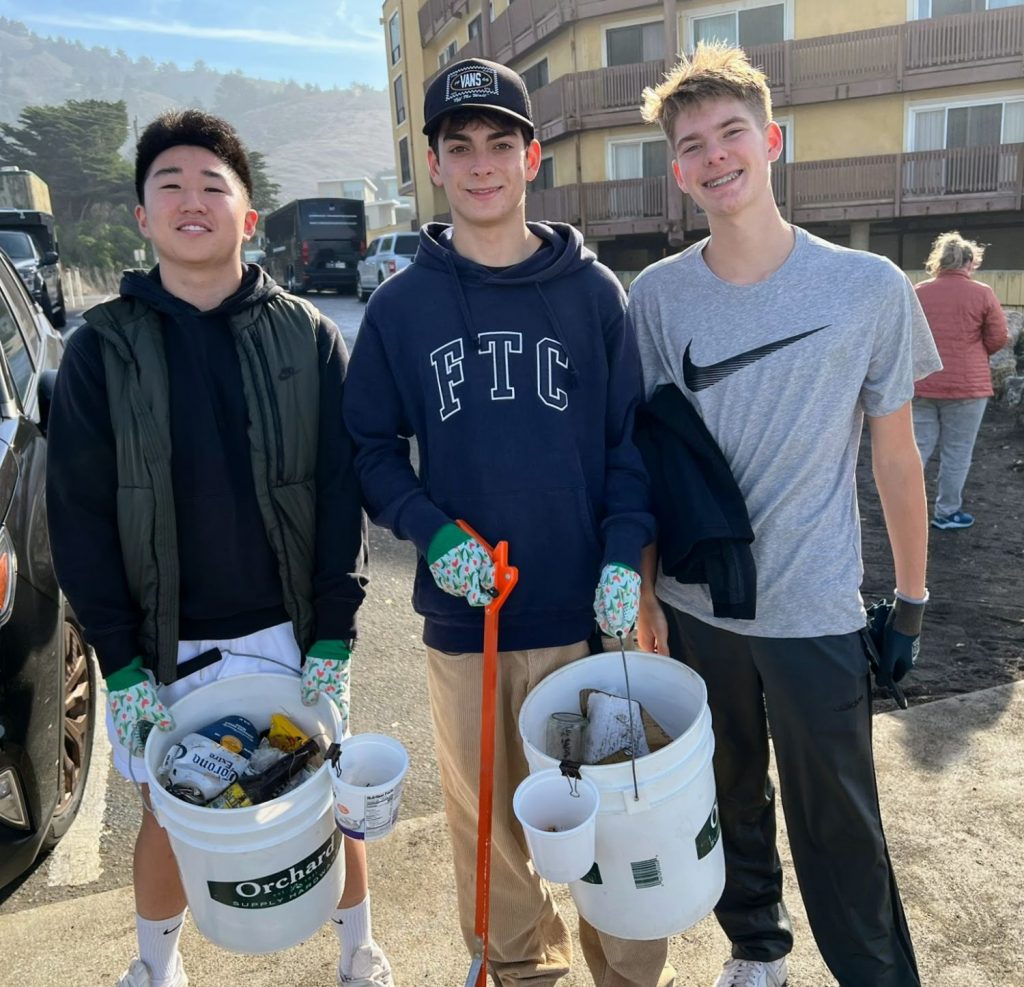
left=127, top=651, right=332, bottom=816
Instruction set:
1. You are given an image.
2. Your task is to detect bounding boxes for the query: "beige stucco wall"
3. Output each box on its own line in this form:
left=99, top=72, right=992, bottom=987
left=793, top=79, right=1024, bottom=161
left=796, top=0, right=907, bottom=38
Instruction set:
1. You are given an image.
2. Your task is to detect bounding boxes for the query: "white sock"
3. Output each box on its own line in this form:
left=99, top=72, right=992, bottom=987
left=333, top=895, right=372, bottom=975
left=136, top=910, right=187, bottom=986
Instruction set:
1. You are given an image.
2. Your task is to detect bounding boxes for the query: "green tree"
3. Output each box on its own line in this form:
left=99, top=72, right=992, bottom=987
left=0, top=98, right=134, bottom=222
left=249, top=150, right=281, bottom=216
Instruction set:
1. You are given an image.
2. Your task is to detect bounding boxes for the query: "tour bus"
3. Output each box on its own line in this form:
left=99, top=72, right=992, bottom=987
left=263, top=198, right=366, bottom=294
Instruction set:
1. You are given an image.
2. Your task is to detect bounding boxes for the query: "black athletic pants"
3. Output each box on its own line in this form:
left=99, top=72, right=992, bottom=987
left=662, top=605, right=920, bottom=987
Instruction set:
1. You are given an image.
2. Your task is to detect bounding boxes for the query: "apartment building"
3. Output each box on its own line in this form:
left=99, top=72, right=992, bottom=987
left=381, top=0, right=1024, bottom=278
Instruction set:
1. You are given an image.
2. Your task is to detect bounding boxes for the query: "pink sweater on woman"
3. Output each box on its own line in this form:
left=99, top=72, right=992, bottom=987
left=914, top=270, right=1008, bottom=399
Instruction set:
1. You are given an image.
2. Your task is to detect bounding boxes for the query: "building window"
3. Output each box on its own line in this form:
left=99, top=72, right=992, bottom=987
left=533, top=157, right=555, bottom=190
left=398, top=137, right=412, bottom=186
left=609, top=138, right=668, bottom=180
left=911, top=98, right=1024, bottom=150
left=439, top=40, right=458, bottom=68
left=520, top=58, right=549, bottom=93
left=388, top=12, right=401, bottom=65
left=692, top=3, right=785, bottom=48
left=606, top=22, right=665, bottom=66
left=469, top=14, right=482, bottom=40
left=915, top=0, right=1019, bottom=16
left=394, top=75, right=406, bottom=125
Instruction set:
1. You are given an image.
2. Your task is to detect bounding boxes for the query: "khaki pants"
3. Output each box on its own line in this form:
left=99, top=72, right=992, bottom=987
left=427, top=640, right=675, bottom=987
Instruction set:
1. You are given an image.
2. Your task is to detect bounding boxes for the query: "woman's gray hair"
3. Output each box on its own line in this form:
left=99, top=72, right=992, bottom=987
left=924, top=231, right=985, bottom=276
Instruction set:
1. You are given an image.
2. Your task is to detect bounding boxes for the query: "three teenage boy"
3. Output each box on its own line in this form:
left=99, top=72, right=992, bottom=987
left=630, top=44, right=939, bottom=987
left=46, top=111, right=391, bottom=987
left=342, top=60, right=674, bottom=987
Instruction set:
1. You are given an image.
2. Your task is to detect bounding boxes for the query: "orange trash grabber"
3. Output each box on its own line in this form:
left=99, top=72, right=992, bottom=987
left=456, top=520, right=518, bottom=987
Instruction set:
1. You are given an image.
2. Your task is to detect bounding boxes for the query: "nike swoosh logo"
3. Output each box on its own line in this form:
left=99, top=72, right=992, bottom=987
left=682, top=325, right=832, bottom=392
left=162, top=922, right=183, bottom=935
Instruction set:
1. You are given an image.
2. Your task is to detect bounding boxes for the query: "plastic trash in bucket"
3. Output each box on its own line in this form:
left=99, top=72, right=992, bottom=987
left=514, top=769, right=600, bottom=884
left=330, top=733, right=409, bottom=841
left=143, top=673, right=345, bottom=955
left=518, top=650, right=725, bottom=941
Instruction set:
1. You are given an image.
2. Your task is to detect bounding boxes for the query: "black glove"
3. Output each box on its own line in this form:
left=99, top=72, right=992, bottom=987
left=865, top=597, right=925, bottom=709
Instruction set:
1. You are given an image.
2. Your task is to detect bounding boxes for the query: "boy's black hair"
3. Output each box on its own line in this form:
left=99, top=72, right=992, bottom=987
left=134, top=109, right=253, bottom=204
left=427, top=108, right=534, bottom=156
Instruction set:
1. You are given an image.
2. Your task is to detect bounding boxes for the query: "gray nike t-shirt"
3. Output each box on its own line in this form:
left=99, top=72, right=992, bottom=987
left=629, top=226, right=941, bottom=638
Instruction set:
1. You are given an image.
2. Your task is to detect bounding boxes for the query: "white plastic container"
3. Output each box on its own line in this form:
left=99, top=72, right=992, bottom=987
left=518, top=651, right=724, bottom=941
left=514, top=769, right=600, bottom=883
left=144, top=674, right=344, bottom=954
left=330, top=733, right=409, bottom=841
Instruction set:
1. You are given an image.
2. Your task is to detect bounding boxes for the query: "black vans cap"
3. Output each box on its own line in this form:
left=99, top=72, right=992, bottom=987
left=423, top=58, right=534, bottom=138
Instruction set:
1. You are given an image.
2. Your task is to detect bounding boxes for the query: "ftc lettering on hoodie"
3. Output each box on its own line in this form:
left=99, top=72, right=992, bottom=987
left=343, top=222, right=654, bottom=653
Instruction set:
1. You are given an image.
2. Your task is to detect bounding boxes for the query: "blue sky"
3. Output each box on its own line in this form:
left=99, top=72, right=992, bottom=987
left=0, top=1, right=389, bottom=89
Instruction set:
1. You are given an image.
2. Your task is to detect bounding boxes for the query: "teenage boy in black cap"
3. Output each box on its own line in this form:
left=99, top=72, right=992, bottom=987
left=344, top=59, right=672, bottom=987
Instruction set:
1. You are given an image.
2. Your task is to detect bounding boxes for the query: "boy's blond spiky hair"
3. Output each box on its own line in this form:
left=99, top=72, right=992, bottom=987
left=641, top=42, right=773, bottom=144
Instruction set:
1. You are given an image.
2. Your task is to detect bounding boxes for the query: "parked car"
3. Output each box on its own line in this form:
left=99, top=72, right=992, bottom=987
left=356, top=232, right=418, bottom=302
left=0, top=227, right=65, bottom=329
left=0, top=247, right=94, bottom=889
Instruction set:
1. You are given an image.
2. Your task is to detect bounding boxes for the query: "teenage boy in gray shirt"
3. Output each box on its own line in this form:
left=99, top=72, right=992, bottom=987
left=629, top=44, right=940, bottom=987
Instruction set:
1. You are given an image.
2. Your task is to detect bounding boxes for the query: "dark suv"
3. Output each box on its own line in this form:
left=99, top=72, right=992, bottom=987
left=0, top=226, right=65, bottom=330
left=0, top=247, right=94, bottom=889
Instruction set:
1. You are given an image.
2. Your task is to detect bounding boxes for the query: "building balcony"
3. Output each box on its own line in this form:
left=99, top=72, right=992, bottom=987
left=424, top=5, right=1023, bottom=119
left=752, top=5, right=1024, bottom=106
left=522, top=143, right=1024, bottom=239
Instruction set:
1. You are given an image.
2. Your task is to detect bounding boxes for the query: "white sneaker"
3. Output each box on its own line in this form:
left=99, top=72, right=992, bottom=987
left=116, top=957, right=188, bottom=987
left=338, top=941, right=394, bottom=987
left=712, top=957, right=788, bottom=987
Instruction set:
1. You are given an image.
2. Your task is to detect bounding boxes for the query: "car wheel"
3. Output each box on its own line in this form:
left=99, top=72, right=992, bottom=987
left=42, top=618, right=95, bottom=849
left=52, top=284, right=67, bottom=328
left=356, top=280, right=369, bottom=303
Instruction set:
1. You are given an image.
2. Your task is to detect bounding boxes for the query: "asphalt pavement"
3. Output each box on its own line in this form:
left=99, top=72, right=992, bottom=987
left=2, top=293, right=1021, bottom=985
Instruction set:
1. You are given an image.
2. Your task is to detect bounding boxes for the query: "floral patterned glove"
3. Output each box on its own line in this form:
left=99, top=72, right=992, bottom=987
left=302, top=641, right=352, bottom=731
left=427, top=523, right=495, bottom=607
left=594, top=563, right=642, bottom=638
left=106, top=658, right=175, bottom=755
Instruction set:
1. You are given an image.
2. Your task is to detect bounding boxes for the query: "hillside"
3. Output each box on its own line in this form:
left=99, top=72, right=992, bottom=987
left=0, top=18, right=396, bottom=205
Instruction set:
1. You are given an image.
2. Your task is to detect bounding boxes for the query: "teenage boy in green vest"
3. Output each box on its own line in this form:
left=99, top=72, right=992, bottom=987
left=46, top=110, right=391, bottom=987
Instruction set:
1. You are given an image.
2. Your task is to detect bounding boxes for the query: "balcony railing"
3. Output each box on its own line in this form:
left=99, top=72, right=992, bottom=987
left=522, top=144, right=1024, bottom=237
left=531, top=60, right=666, bottom=140
left=750, top=5, right=1024, bottom=105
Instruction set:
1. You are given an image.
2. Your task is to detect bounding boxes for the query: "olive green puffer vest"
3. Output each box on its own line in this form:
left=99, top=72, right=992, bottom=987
left=86, top=292, right=321, bottom=684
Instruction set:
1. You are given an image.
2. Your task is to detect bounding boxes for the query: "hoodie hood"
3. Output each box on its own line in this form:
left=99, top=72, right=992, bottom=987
left=119, top=262, right=280, bottom=319
left=416, top=221, right=593, bottom=382
left=416, top=221, right=593, bottom=285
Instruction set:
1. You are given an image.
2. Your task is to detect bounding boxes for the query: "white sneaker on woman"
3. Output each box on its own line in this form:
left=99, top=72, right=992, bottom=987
left=712, top=957, right=788, bottom=987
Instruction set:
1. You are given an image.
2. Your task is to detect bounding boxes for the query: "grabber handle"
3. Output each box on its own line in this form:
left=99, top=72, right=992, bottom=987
left=455, top=519, right=517, bottom=987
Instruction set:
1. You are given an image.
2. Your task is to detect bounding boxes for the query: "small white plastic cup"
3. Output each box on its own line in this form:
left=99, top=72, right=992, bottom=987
left=513, top=769, right=599, bottom=883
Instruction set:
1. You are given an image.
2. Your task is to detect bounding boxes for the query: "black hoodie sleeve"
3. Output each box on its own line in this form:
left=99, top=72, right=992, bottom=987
left=312, top=314, right=369, bottom=642
left=46, top=326, right=143, bottom=678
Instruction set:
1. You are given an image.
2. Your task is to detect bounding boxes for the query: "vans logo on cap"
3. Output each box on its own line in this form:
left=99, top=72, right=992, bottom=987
left=446, top=65, right=498, bottom=104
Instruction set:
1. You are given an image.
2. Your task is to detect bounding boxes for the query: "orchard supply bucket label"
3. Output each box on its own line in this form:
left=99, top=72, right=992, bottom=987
left=206, top=828, right=341, bottom=909
left=694, top=801, right=720, bottom=860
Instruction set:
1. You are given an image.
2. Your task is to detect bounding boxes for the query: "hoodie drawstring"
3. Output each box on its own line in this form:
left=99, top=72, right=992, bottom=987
left=534, top=282, right=580, bottom=388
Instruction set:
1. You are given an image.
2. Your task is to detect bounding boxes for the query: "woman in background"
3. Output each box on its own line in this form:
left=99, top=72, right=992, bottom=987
left=914, top=231, right=1008, bottom=530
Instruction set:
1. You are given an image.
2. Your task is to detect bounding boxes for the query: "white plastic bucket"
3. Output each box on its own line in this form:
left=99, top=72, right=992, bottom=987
left=330, top=733, right=409, bottom=841
left=518, top=651, right=725, bottom=941
left=144, top=674, right=345, bottom=954
left=514, top=769, right=600, bottom=884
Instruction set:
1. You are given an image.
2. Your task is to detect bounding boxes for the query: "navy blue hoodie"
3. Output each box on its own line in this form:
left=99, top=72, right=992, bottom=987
left=343, top=222, right=653, bottom=653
